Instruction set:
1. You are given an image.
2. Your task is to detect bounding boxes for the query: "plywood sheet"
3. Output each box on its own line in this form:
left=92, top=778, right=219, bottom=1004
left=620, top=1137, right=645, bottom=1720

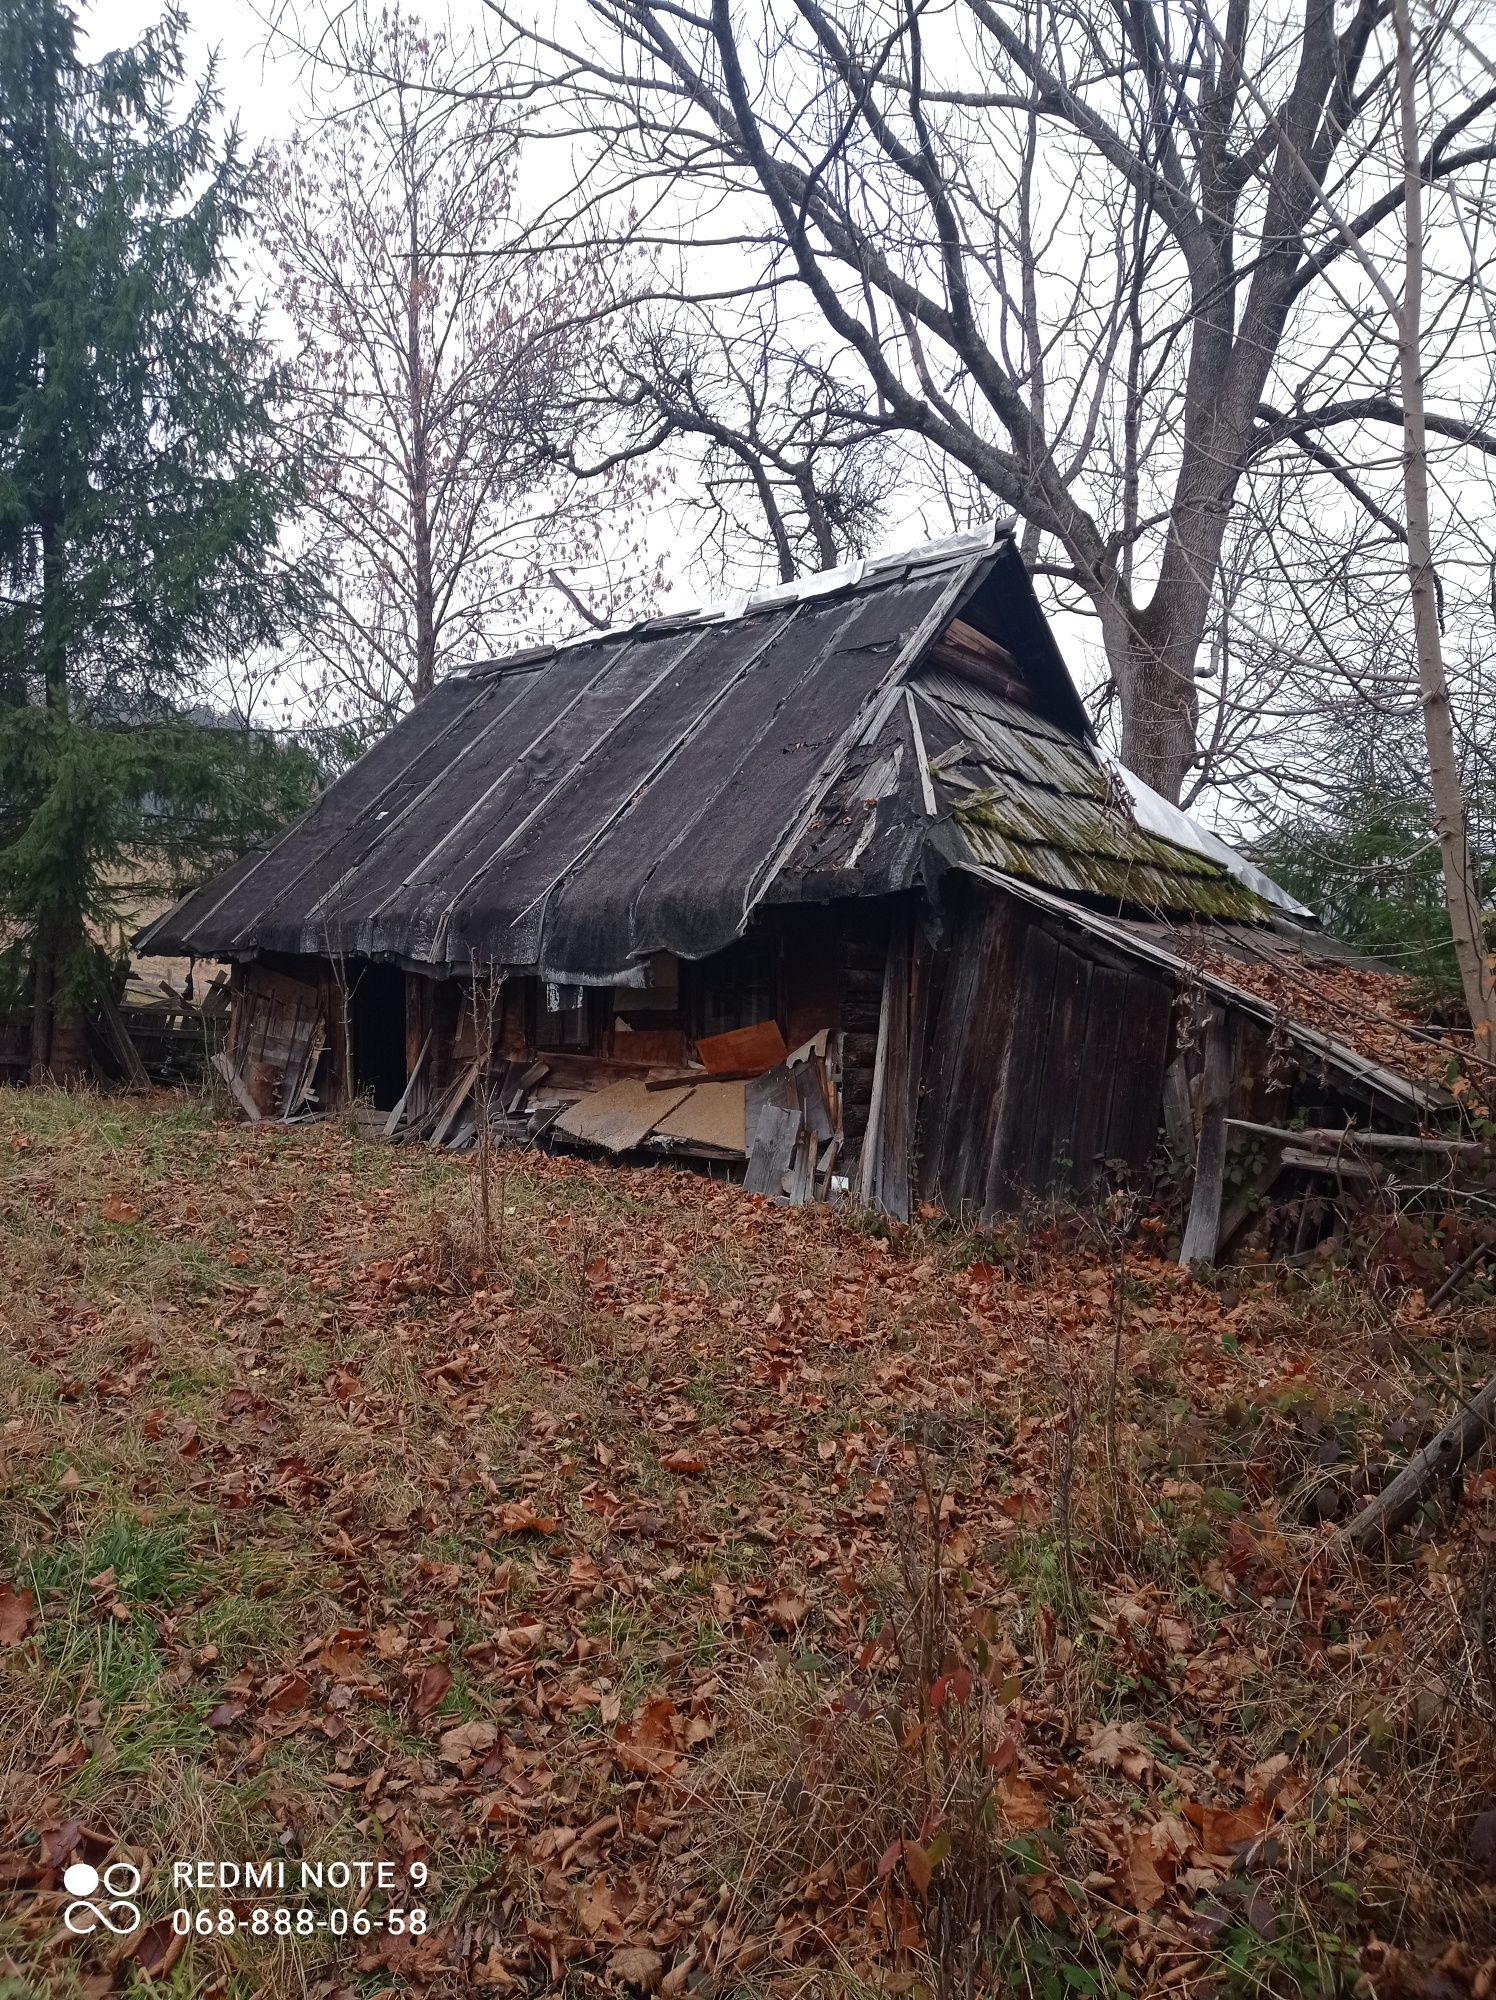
left=697, top=1019, right=787, bottom=1076
left=611, top=1024, right=689, bottom=1066
left=553, top=1077, right=692, bottom=1153
left=652, top=1080, right=747, bottom=1154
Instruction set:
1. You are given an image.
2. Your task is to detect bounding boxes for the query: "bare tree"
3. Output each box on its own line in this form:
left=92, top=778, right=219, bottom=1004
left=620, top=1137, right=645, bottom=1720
left=265, top=1, right=652, bottom=736
left=1390, top=0, right=1495, bottom=1037
left=1178, top=0, right=1496, bottom=1035
left=570, top=306, right=901, bottom=583
left=487, top=0, right=1496, bottom=803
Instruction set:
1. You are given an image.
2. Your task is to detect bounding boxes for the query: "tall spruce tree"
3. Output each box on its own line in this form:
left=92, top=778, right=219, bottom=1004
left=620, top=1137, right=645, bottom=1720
left=0, top=0, right=312, bottom=1076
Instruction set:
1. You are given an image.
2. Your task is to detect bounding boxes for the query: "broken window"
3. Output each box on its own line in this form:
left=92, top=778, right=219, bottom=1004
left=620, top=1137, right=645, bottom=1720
left=612, top=952, right=680, bottom=1015
left=694, top=933, right=778, bottom=1040
left=538, top=980, right=590, bottom=1051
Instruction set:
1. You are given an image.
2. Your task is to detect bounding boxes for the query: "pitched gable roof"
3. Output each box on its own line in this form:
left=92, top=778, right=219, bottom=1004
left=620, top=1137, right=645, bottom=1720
left=138, top=528, right=1299, bottom=977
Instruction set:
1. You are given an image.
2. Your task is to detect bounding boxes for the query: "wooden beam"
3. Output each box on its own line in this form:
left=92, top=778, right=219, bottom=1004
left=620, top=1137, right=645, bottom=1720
left=1279, top=1146, right=1377, bottom=1180
left=428, top=1058, right=480, bottom=1149
left=211, top=1050, right=262, bottom=1123
left=903, top=689, right=938, bottom=816
left=1179, top=1010, right=1232, bottom=1266
left=384, top=1029, right=433, bottom=1137
left=1340, top=1368, right=1496, bottom=1554
left=1224, top=1118, right=1484, bottom=1160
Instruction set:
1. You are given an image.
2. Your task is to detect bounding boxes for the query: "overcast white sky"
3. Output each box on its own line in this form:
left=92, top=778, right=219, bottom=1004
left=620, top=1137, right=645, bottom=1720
left=87, top=1, right=495, bottom=149
left=82, top=1, right=1036, bottom=639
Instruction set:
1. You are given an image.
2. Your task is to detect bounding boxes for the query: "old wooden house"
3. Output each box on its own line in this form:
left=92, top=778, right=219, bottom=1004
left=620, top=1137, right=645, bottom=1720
left=137, top=529, right=1449, bottom=1241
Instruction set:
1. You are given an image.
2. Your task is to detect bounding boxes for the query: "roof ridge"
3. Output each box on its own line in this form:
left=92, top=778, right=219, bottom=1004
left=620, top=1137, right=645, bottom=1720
left=458, top=522, right=1016, bottom=680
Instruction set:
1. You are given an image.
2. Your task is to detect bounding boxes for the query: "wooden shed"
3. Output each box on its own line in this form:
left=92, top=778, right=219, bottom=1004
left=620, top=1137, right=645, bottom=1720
left=137, top=528, right=1447, bottom=1232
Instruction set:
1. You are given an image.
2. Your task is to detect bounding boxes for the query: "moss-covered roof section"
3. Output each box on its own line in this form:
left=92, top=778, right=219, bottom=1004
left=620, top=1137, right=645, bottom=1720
left=912, top=669, right=1276, bottom=922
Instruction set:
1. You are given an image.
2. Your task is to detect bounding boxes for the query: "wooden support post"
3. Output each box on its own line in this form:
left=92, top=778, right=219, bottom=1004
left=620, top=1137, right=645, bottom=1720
left=1161, top=1054, right=1193, bottom=1159
left=1179, top=1009, right=1232, bottom=1266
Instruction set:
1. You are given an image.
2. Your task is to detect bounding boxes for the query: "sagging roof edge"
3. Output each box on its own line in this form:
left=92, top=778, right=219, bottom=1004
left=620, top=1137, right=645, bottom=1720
left=174, top=860, right=1436, bottom=1122
left=964, top=865, right=1441, bottom=1117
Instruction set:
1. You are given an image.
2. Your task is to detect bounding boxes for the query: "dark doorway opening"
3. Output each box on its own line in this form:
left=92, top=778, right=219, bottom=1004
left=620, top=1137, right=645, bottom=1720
left=350, top=963, right=407, bottom=1110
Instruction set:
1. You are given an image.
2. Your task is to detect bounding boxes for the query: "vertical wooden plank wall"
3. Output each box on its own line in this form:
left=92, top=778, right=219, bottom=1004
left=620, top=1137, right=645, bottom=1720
left=916, top=883, right=1176, bottom=1217
left=1068, top=963, right=1128, bottom=1195
left=855, top=901, right=934, bottom=1221
left=986, top=927, right=1063, bottom=1203
left=1102, top=972, right=1173, bottom=1169
left=918, top=890, right=1025, bottom=1214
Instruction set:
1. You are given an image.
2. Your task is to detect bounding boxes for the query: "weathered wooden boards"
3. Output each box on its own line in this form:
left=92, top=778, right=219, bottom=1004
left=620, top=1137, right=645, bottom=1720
left=114, top=971, right=227, bottom=1086
left=217, top=964, right=328, bottom=1122
left=398, top=1053, right=551, bottom=1149
left=385, top=1030, right=433, bottom=1137
left=1183, top=1100, right=1488, bottom=1267
left=77, top=968, right=227, bottom=1090
left=90, top=978, right=151, bottom=1088
left=926, top=617, right=1033, bottom=709
left=854, top=906, right=930, bottom=1221
left=917, top=883, right=1173, bottom=1220
left=211, top=1051, right=262, bottom=1122
left=744, top=1035, right=838, bottom=1202
left=743, top=1101, right=800, bottom=1195
left=540, top=1012, right=838, bottom=1199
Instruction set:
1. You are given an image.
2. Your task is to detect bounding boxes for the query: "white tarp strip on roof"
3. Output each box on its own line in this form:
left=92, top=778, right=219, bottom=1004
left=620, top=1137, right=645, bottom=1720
left=1100, top=753, right=1314, bottom=920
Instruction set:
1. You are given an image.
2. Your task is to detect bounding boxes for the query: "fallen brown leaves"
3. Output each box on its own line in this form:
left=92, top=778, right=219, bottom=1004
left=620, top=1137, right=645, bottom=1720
left=0, top=1584, right=35, bottom=1646
left=1, top=1092, right=1494, bottom=1998
left=1181, top=933, right=1485, bottom=1101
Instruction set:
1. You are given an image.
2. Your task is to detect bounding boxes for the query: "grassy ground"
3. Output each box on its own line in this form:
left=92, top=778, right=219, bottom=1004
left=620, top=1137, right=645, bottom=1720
left=2, top=1088, right=1495, bottom=1999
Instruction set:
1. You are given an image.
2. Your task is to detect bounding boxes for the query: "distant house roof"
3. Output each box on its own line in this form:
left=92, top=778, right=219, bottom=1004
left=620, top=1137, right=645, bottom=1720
left=138, top=527, right=1302, bottom=978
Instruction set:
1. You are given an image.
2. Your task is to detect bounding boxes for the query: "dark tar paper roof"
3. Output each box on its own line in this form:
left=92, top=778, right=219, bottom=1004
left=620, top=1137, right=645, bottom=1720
left=138, top=530, right=1285, bottom=980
